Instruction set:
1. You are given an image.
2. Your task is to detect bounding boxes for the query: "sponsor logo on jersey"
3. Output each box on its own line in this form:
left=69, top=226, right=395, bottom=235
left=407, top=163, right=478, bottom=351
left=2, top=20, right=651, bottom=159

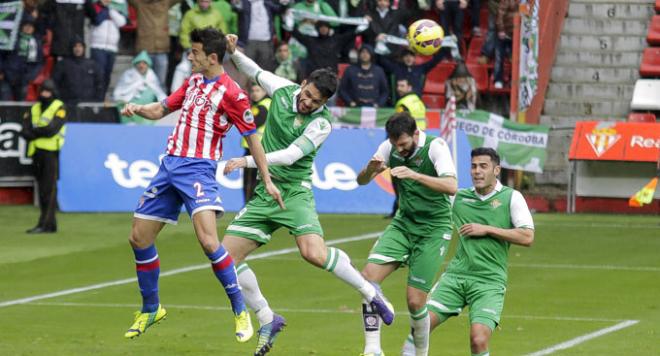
left=243, top=109, right=255, bottom=124
left=196, top=198, right=211, bottom=203
left=215, top=197, right=222, bottom=203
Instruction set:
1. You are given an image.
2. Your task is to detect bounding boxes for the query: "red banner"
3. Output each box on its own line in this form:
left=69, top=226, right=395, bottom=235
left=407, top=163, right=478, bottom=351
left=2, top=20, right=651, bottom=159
left=569, top=121, right=660, bottom=162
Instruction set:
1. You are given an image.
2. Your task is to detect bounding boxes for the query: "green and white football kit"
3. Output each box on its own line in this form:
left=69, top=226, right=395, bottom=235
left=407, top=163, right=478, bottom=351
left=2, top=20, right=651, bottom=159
left=368, top=131, right=456, bottom=293
left=226, top=55, right=332, bottom=243
left=427, top=181, right=534, bottom=330
left=226, top=50, right=396, bottom=356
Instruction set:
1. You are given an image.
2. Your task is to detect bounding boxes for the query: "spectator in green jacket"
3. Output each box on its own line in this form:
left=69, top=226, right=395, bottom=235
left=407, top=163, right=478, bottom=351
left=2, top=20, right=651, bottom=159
left=180, top=0, right=227, bottom=50
left=212, top=0, right=237, bottom=34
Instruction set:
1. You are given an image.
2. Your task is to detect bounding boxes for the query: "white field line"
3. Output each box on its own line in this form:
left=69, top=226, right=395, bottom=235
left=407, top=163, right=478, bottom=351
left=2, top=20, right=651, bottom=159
left=246, top=256, right=660, bottom=272
left=0, top=232, right=381, bottom=309
left=25, top=301, right=630, bottom=323
left=533, top=222, right=659, bottom=229
left=508, top=263, right=660, bottom=272
left=525, top=320, right=640, bottom=356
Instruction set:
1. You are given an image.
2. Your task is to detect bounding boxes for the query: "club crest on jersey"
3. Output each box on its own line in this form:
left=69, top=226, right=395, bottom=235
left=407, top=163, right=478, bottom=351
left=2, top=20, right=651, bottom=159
left=491, top=199, right=502, bottom=209
left=293, top=115, right=304, bottom=128
left=243, top=109, right=255, bottom=124
left=194, top=95, right=207, bottom=107
left=413, top=157, right=423, bottom=167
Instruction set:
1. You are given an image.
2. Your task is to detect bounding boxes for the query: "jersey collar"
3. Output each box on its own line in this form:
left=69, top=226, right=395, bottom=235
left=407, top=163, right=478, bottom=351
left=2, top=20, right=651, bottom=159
left=392, top=130, right=426, bottom=161
left=471, top=180, right=503, bottom=201
left=410, top=130, right=426, bottom=157
left=292, top=88, right=325, bottom=115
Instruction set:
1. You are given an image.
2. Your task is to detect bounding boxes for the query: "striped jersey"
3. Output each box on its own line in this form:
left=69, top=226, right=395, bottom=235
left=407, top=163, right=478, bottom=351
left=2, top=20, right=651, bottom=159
left=163, top=73, right=256, bottom=160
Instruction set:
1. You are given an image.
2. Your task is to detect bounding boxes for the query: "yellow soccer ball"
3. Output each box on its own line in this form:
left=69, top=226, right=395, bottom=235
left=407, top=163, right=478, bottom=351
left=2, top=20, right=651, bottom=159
left=407, top=19, right=444, bottom=56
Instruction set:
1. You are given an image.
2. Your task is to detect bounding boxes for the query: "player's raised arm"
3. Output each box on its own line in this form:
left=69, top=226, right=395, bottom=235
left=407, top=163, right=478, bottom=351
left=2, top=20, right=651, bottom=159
left=226, top=34, right=294, bottom=97
left=224, top=117, right=332, bottom=172
left=357, top=140, right=390, bottom=185
left=121, top=102, right=168, bottom=120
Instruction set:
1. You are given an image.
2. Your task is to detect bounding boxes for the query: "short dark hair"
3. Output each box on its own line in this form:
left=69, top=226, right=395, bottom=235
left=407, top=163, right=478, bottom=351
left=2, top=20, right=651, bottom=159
left=396, top=77, right=412, bottom=86
left=307, top=68, right=338, bottom=99
left=471, top=147, right=500, bottom=165
left=190, top=27, right=227, bottom=61
left=385, top=112, right=417, bottom=140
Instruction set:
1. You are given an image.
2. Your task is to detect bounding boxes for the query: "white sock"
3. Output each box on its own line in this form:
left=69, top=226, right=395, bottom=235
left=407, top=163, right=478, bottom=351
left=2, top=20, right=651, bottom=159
left=410, top=307, right=430, bottom=356
left=324, top=247, right=376, bottom=301
left=362, top=300, right=382, bottom=354
left=236, top=263, right=273, bottom=326
left=401, top=334, right=416, bottom=356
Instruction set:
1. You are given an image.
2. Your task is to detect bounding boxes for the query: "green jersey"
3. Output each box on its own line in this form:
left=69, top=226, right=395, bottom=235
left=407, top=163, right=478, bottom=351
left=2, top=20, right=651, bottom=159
left=445, top=182, right=534, bottom=284
left=376, top=131, right=456, bottom=232
left=260, top=83, right=333, bottom=183
left=230, top=50, right=334, bottom=184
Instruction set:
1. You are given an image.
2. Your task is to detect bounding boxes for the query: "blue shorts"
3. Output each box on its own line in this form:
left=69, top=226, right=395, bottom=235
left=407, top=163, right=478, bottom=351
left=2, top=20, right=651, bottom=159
left=134, top=155, right=224, bottom=224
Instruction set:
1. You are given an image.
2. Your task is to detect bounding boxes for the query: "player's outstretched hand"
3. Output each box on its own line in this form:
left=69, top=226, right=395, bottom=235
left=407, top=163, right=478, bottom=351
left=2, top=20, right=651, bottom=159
left=265, top=181, right=285, bottom=209
left=226, top=34, right=239, bottom=54
left=121, top=103, right=140, bottom=117
left=459, top=223, right=489, bottom=237
left=223, top=157, right=247, bottom=175
left=390, top=166, right=419, bottom=180
left=367, top=155, right=386, bottom=174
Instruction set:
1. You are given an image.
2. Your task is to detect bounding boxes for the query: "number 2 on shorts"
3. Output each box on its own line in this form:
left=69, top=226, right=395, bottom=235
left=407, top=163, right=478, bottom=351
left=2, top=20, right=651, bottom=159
left=193, top=182, right=204, bottom=197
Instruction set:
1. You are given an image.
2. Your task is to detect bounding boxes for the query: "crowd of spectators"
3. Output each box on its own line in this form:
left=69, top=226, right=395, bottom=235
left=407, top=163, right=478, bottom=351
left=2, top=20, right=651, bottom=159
left=0, top=0, right=519, bottom=115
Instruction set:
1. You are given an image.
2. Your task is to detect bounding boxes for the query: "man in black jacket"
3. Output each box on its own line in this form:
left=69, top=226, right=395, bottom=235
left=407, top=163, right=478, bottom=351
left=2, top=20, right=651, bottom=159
left=52, top=38, right=104, bottom=105
left=338, top=44, right=389, bottom=107
left=41, top=0, right=96, bottom=58
left=20, top=80, right=67, bottom=234
left=377, top=48, right=446, bottom=97
left=291, top=21, right=360, bottom=77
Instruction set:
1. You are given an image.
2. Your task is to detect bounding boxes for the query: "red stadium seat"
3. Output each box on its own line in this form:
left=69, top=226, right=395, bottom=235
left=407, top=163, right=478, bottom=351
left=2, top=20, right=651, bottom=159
left=480, top=7, right=490, bottom=32
left=414, top=55, right=432, bottom=65
left=422, top=62, right=456, bottom=95
left=647, top=15, right=660, bottom=45
left=337, top=63, right=349, bottom=79
left=121, top=5, right=137, bottom=32
left=466, top=63, right=489, bottom=92
left=25, top=56, right=55, bottom=101
left=422, top=94, right=445, bottom=109
left=627, top=112, right=656, bottom=123
left=640, top=47, right=660, bottom=77
left=466, top=36, right=492, bottom=68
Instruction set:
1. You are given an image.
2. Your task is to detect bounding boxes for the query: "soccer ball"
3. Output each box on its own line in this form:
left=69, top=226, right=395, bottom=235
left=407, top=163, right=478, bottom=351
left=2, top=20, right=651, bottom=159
left=407, top=19, right=444, bottom=56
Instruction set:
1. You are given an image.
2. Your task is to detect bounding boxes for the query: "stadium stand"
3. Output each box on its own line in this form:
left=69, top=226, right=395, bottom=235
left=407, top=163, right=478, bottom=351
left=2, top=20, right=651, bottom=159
left=627, top=112, right=656, bottom=122
left=640, top=47, right=660, bottom=77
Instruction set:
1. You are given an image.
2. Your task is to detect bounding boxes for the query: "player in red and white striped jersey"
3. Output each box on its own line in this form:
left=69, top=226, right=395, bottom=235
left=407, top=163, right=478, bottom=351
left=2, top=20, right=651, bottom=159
left=120, top=27, right=283, bottom=342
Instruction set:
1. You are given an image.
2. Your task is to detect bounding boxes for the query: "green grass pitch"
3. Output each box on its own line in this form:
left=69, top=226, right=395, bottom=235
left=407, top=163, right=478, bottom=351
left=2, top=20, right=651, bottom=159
left=0, top=206, right=658, bottom=355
